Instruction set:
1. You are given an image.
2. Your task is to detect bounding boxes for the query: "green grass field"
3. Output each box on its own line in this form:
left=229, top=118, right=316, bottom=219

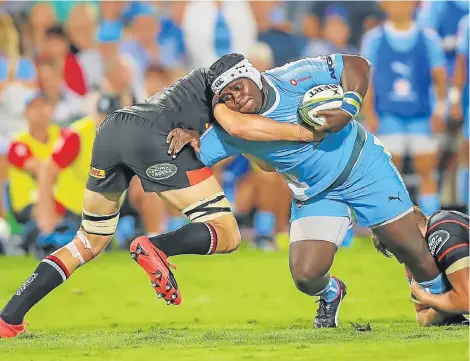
left=0, top=238, right=468, bottom=361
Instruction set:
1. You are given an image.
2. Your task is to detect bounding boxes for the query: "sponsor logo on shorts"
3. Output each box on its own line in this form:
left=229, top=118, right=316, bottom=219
left=15, top=272, right=38, bottom=296
left=427, top=230, right=450, bottom=256
left=90, top=167, right=106, bottom=179
left=146, top=163, right=178, bottom=180
left=388, top=192, right=402, bottom=203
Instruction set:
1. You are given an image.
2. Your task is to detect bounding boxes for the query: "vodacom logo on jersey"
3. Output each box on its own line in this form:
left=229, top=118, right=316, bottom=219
left=290, top=75, right=312, bottom=86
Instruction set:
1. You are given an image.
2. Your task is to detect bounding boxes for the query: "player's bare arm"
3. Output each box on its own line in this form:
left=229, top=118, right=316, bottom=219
left=213, top=103, right=323, bottom=142
left=411, top=267, right=469, bottom=315
left=361, top=71, right=380, bottom=134
left=316, top=55, right=371, bottom=134
left=430, top=63, right=447, bottom=133
left=450, top=54, right=467, bottom=121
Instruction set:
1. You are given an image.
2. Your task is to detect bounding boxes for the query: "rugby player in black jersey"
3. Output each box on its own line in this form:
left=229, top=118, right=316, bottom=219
left=373, top=207, right=469, bottom=326
left=0, top=59, right=322, bottom=338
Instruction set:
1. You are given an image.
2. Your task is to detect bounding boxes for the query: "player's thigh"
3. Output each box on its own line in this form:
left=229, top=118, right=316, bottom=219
left=460, top=139, right=469, bottom=165
left=342, top=135, right=414, bottom=228
left=406, top=117, right=439, bottom=171
left=413, top=152, right=438, bottom=176
left=372, top=210, right=435, bottom=276
left=377, top=113, right=406, bottom=166
left=290, top=196, right=351, bottom=246
left=161, top=175, right=240, bottom=250
left=86, top=112, right=135, bottom=195
left=289, top=196, right=350, bottom=278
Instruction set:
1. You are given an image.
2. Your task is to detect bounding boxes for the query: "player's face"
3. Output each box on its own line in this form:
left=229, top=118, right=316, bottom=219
left=219, top=78, right=263, bottom=114
left=381, top=1, right=417, bottom=20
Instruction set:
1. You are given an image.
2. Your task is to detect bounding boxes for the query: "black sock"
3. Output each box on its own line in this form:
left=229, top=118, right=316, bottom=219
left=149, top=223, right=217, bottom=257
left=0, top=255, right=69, bottom=325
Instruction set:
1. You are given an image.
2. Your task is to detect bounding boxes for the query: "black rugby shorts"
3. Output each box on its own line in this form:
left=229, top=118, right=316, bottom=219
left=86, top=112, right=212, bottom=194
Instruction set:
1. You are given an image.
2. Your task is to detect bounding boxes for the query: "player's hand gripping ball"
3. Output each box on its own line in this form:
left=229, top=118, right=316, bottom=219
left=298, top=85, right=344, bottom=132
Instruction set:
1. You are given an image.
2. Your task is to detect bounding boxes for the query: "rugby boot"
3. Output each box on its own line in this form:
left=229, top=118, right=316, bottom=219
left=130, top=236, right=182, bottom=305
left=0, top=317, right=28, bottom=338
left=314, top=277, right=347, bottom=328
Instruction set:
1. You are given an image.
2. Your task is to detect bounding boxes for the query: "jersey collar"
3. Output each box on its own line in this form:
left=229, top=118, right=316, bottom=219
left=259, top=74, right=280, bottom=116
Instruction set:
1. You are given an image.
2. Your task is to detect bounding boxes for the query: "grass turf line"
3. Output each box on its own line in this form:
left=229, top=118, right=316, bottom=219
left=0, top=238, right=468, bottom=360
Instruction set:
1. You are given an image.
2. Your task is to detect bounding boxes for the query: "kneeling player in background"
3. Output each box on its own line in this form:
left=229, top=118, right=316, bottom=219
left=373, top=207, right=469, bottom=326
left=0, top=65, right=320, bottom=338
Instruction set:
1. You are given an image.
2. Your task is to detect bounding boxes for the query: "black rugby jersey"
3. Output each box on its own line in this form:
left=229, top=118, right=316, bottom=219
left=425, top=210, right=469, bottom=275
left=118, top=68, right=214, bottom=134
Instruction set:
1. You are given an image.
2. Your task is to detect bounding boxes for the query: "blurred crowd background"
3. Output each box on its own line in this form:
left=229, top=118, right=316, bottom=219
left=0, top=1, right=468, bottom=257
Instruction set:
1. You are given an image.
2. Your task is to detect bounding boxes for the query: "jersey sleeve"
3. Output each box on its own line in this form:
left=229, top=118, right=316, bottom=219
left=51, top=128, right=81, bottom=169
left=267, top=54, right=343, bottom=92
left=198, top=125, right=244, bottom=167
left=423, top=28, right=447, bottom=69
left=7, top=141, right=33, bottom=169
left=416, top=1, right=443, bottom=30
left=457, top=16, right=469, bottom=55
left=426, top=215, right=470, bottom=275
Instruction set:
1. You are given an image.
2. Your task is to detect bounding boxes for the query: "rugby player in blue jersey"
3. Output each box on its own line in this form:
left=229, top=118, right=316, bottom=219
left=168, top=52, right=447, bottom=328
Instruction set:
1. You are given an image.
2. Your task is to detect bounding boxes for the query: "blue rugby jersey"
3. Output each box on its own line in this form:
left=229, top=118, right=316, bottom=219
left=199, top=54, right=362, bottom=201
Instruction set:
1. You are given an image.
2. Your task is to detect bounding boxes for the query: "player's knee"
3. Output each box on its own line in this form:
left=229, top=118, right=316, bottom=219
left=64, top=208, right=120, bottom=264
left=290, top=260, right=329, bottom=294
left=211, top=215, right=241, bottom=253
left=209, top=215, right=241, bottom=253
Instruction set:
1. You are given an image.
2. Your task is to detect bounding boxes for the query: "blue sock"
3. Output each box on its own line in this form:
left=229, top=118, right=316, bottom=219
left=223, top=183, right=236, bottom=205
left=341, top=227, right=354, bottom=248
left=254, top=211, right=276, bottom=238
left=457, top=167, right=469, bottom=210
left=115, top=216, right=136, bottom=247
left=418, top=274, right=448, bottom=294
left=418, top=193, right=440, bottom=216
left=167, top=216, right=187, bottom=232
left=317, top=277, right=340, bottom=302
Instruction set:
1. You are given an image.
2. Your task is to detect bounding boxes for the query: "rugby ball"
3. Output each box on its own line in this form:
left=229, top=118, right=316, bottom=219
left=298, top=84, right=343, bottom=131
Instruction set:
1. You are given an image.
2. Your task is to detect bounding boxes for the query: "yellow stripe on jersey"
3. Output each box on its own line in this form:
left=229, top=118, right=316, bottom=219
left=445, top=256, right=470, bottom=275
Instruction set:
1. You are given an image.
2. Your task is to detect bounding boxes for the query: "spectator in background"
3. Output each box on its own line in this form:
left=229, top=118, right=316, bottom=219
left=179, top=0, right=257, bottom=68
left=417, top=0, right=468, bottom=77
left=246, top=42, right=274, bottom=72
left=303, top=5, right=357, bottom=58
left=49, top=0, right=99, bottom=24
left=361, top=0, right=447, bottom=216
left=6, top=92, right=58, bottom=252
left=27, top=2, right=56, bottom=55
left=120, top=3, right=185, bottom=80
left=37, top=57, right=87, bottom=126
left=450, top=16, right=469, bottom=212
left=308, top=1, right=383, bottom=47
left=145, top=65, right=171, bottom=96
left=42, top=25, right=87, bottom=96
left=66, top=3, right=101, bottom=90
left=257, top=3, right=302, bottom=66
left=35, top=95, right=115, bottom=236
left=0, top=12, right=36, bottom=219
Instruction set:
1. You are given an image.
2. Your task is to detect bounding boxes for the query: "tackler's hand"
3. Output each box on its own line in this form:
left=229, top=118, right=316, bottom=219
left=315, top=109, right=352, bottom=134
left=167, top=128, right=201, bottom=158
left=410, top=281, right=433, bottom=307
